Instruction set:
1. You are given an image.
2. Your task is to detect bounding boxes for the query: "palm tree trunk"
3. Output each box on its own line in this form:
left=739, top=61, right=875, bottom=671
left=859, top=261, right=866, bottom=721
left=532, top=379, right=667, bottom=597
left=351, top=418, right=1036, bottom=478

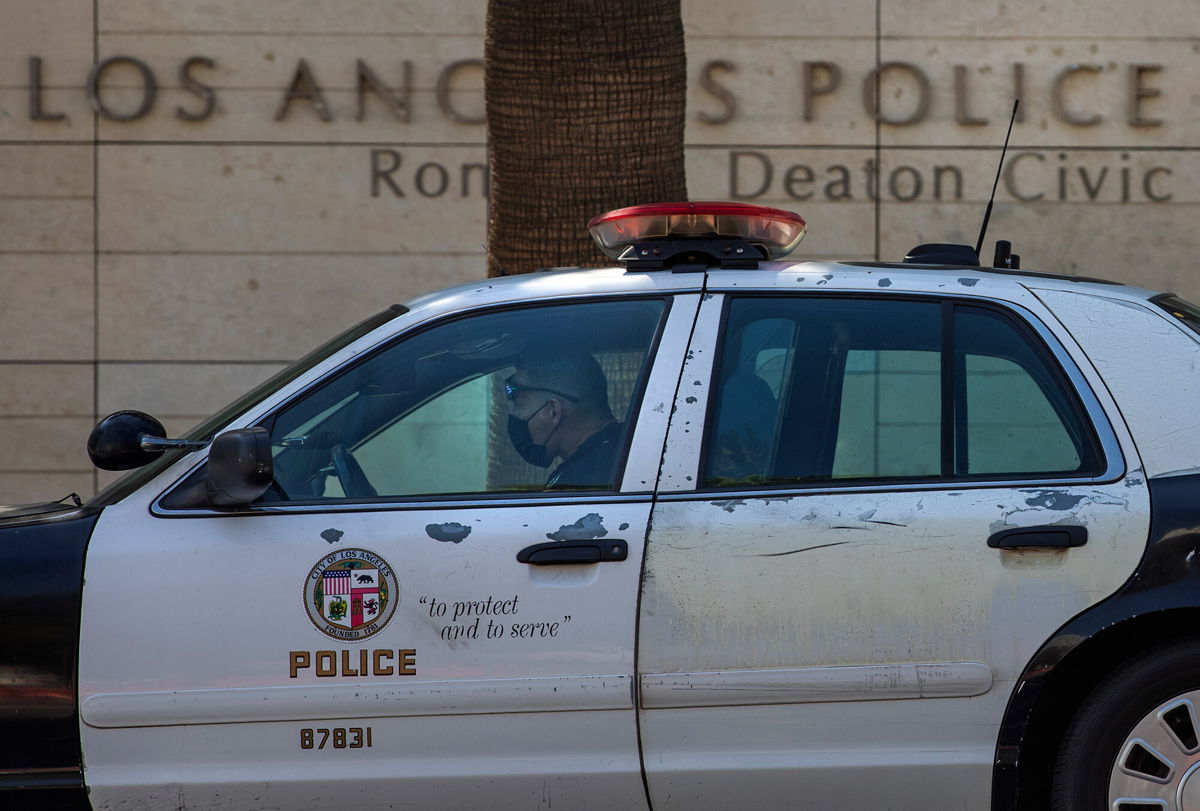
left=485, top=0, right=688, bottom=277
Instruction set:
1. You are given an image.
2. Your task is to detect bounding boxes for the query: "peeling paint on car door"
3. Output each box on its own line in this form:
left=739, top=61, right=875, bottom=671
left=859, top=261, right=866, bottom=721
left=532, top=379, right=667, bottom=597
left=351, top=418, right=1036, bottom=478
left=637, top=282, right=1150, bottom=810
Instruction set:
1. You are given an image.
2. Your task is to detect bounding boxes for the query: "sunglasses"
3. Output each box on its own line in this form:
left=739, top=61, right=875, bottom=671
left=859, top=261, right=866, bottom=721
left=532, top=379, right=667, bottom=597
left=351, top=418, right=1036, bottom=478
left=504, top=377, right=579, bottom=403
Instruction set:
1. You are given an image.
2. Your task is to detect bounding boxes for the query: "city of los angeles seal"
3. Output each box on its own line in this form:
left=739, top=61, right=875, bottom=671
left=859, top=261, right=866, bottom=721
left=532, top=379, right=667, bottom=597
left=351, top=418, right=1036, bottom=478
left=303, top=548, right=398, bottom=642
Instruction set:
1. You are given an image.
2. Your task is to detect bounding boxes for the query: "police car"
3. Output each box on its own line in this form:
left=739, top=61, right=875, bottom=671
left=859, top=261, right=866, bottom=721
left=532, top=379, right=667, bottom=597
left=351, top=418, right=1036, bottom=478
left=4, top=202, right=1200, bottom=810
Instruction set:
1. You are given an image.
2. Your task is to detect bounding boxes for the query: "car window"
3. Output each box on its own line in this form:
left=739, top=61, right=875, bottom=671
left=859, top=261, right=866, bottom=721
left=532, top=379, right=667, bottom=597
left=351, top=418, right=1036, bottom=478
left=259, top=298, right=667, bottom=501
left=703, top=296, right=1102, bottom=488
left=955, top=306, right=1088, bottom=475
left=1153, top=293, right=1200, bottom=337
left=90, top=306, right=407, bottom=509
left=833, top=346, right=941, bottom=479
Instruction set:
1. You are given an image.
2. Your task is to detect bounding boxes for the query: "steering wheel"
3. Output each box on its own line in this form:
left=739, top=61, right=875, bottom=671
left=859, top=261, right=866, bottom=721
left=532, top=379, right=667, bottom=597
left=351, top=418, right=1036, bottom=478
left=330, top=444, right=378, bottom=499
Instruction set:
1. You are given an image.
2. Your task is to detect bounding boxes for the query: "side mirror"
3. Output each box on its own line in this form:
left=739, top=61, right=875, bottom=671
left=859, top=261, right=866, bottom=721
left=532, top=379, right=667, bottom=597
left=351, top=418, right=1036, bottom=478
left=206, top=427, right=274, bottom=507
left=87, top=411, right=168, bottom=470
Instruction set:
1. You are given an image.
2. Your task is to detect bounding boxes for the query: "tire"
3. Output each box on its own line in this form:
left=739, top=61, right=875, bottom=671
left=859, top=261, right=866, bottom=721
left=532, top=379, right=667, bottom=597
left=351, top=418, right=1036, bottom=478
left=1052, top=638, right=1200, bottom=810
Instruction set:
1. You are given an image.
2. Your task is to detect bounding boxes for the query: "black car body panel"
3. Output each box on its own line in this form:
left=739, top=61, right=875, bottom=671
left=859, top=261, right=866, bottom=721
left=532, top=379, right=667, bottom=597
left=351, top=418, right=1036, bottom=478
left=994, top=472, right=1200, bottom=808
left=0, top=506, right=100, bottom=809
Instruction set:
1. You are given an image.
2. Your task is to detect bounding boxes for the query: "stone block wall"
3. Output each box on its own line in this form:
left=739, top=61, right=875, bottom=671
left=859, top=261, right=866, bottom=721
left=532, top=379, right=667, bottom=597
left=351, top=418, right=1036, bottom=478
left=0, top=0, right=1195, bottom=502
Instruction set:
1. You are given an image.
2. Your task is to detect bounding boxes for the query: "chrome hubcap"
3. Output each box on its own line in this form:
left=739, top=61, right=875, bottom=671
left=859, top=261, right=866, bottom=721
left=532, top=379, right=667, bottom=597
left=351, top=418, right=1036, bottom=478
left=1110, top=694, right=1200, bottom=809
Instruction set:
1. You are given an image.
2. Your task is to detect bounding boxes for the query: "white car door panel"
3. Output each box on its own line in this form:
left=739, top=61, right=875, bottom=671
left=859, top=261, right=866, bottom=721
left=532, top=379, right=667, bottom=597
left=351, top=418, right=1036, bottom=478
left=638, top=280, right=1150, bottom=809
left=80, top=500, right=651, bottom=809
left=79, top=290, right=701, bottom=810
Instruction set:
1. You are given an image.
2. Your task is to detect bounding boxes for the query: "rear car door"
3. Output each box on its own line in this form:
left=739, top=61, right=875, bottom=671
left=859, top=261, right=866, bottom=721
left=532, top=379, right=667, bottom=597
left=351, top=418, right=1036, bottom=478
left=637, top=270, right=1149, bottom=808
left=78, top=287, right=699, bottom=809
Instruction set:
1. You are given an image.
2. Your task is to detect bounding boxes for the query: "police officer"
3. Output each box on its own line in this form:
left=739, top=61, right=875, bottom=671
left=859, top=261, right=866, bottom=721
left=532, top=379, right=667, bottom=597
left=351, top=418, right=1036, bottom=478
left=505, top=348, right=622, bottom=489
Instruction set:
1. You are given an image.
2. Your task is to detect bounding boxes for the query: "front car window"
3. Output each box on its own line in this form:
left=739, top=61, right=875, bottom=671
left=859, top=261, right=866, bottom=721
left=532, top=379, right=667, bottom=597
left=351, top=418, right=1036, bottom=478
left=257, top=298, right=666, bottom=501
left=90, top=305, right=407, bottom=508
left=704, top=296, right=1102, bottom=488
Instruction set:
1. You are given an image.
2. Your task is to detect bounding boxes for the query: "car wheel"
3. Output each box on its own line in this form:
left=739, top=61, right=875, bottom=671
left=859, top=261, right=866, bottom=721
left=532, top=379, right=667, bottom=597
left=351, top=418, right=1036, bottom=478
left=1052, top=639, right=1200, bottom=810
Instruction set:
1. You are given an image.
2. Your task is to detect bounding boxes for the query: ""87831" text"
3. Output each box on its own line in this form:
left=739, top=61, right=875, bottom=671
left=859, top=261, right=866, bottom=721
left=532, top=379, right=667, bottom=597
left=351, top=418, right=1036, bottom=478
left=299, top=727, right=373, bottom=750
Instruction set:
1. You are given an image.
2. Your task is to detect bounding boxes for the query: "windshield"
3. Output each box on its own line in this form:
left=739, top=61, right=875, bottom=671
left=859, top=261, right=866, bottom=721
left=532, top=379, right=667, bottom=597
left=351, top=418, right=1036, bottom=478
left=87, top=305, right=408, bottom=508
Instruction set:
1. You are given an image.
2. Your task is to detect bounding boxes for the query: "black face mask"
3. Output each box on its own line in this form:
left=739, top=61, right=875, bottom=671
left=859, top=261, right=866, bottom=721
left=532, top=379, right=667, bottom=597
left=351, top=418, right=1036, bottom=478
left=507, top=403, right=552, bottom=468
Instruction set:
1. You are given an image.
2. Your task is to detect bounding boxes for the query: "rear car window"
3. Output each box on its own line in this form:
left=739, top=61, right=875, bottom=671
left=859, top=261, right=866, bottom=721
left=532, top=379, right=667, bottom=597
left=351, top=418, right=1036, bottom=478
left=1153, top=294, right=1200, bottom=337
left=704, top=295, right=1103, bottom=488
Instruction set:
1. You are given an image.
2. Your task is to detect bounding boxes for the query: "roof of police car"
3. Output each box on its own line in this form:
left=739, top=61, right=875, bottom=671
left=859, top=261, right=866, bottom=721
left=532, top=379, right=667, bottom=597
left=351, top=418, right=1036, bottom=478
left=401, top=259, right=1161, bottom=316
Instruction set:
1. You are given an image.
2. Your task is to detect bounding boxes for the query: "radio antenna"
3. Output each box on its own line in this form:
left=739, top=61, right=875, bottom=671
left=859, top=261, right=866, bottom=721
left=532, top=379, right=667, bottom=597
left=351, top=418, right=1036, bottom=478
left=974, top=99, right=1020, bottom=259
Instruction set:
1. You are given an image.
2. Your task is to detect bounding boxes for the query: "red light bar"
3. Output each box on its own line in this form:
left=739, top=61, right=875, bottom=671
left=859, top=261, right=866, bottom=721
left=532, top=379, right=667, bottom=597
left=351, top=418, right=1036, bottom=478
left=587, top=202, right=806, bottom=261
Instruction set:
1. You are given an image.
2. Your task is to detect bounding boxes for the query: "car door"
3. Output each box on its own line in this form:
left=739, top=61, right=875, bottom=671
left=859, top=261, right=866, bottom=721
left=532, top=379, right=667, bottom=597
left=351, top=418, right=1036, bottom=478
left=637, top=271, right=1150, bottom=809
left=78, top=289, right=700, bottom=810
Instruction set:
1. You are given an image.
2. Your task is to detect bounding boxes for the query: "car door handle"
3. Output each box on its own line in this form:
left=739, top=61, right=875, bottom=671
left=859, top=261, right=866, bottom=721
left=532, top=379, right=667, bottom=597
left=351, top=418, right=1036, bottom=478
left=516, top=539, right=628, bottom=565
left=987, top=525, right=1088, bottom=549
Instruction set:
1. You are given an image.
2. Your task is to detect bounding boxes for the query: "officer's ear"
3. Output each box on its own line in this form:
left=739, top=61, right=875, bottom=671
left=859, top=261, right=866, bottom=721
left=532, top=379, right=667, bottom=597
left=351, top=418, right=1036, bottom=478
left=544, top=397, right=565, bottom=424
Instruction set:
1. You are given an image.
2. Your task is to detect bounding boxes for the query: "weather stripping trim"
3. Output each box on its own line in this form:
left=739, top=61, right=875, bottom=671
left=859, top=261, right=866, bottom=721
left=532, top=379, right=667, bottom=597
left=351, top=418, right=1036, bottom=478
left=640, top=662, right=994, bottom=709
left=151, top=491, right=652, bottom=518
left=81, top=674, right=632, bottom=728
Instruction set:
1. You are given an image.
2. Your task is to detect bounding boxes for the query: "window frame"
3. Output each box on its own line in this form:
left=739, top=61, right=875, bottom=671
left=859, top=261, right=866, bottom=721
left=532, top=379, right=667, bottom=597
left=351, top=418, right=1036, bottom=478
left=153, top=294, right=674, bottom=516
left=697, top=291, right=1122, bottom=494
